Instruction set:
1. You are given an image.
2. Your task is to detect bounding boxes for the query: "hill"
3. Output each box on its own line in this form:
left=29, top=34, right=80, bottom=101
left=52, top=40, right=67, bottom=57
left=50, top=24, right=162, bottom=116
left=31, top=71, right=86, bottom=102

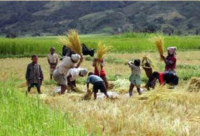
left=0, top=1, right=200, bottom=36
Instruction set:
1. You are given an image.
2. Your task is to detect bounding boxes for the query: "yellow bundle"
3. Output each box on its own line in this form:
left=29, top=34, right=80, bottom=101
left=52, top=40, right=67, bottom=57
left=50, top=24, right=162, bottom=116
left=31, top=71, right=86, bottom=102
left=151, top=36, right=164, bottom=59
left=142, top=56, right=155, bottom=69
left=96, top=42, right=110, bottom=74
left=60, top=29, right=82, bottom=55
left=83, top=89, right=93, bottom=100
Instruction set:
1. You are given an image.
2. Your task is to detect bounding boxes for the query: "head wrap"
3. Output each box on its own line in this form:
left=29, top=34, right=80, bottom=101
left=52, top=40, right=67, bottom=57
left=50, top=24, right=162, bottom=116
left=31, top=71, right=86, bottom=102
left=167, top=47, right=177, bottom=55
left=71, top=54, right=81, bottom=62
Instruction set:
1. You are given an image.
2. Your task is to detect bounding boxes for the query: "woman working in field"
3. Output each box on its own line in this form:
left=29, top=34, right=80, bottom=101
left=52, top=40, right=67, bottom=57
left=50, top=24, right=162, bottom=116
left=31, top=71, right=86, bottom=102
left=160, top=47, right=177, bottom=73
left=53, top=54, right=83, bottom=94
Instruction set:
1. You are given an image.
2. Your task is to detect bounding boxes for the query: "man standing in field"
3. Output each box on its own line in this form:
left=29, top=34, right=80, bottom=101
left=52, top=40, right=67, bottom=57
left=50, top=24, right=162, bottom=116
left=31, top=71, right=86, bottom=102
left=47, top=47, right=59, bottom=80
left=26, top=55, right=44, bottom=94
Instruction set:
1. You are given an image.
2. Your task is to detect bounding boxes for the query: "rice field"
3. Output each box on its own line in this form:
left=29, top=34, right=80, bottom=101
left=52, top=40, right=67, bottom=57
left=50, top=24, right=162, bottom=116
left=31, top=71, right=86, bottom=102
left=0, top=33, right=200, bottom=57
left=1, top=49, right=200, bottom=135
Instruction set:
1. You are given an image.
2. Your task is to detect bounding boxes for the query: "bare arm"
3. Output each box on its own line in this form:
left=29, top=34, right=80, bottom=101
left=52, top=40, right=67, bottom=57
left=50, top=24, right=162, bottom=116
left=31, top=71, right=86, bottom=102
left=75, top=56, right=83, bottom=68
left=25, top=65, right=30, bottom=83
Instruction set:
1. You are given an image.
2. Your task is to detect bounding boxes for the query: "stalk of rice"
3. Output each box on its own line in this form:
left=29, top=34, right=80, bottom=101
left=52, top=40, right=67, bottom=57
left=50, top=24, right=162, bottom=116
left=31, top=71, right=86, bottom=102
left=96, top=42, right=110, bottom=74
left=151, top=36, right=164, bottom=60
left=142, top=56, right=155, bottom=69
left=59, top=29, right=82, bottom=55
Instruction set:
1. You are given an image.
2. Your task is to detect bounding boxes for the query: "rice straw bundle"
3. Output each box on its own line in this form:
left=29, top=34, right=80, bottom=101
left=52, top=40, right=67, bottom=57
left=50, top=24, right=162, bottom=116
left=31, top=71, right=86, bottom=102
left=96, top=42, right=110, bottom=74
left=187, top=77, right=200, bottom=92
left=151, top=36, right=164, bottom=60
left=59, top=29, right=82, bottom=55
left=142, top=56, right=155, bottom=69
left=83, top=89, right=93, bottom=100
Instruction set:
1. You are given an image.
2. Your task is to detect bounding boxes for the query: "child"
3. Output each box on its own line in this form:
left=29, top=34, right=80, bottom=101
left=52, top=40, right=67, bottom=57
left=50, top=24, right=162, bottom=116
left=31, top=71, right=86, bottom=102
left=26, top=55, right=43, bottom=94
left=151, top=71, right=179, bottom=87
left=142, top=56, right=156, bottom=90
left=66, top=68, right=88, bottom=90
left=47, top=47, right=59, bottom=80
left=93, top=58, right=108, bottom=89
left=128, top=59, right=142, bottom=96
left=53, top=54, right=83, bottom=94
left=160, top=47, right=177, bottom=73
left=86, top=72, right=109, bottom=100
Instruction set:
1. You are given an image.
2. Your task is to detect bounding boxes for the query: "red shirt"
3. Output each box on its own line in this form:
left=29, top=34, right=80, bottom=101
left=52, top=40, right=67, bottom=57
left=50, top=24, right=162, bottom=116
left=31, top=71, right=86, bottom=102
left=165, top=56, right=176, bottom=71
left=93, top=59, right=106, bottom=77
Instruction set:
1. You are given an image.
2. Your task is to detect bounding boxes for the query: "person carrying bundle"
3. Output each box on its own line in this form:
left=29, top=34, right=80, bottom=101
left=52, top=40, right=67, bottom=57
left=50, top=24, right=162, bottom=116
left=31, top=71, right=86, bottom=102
left=86, top=72, right=109, bottom=100
left=53, top=54, right=83, bottom=94
left=160, top=47, right=177, bottom=73
left=142, top=56, right=156, bottom=90
left=47, top=47, right=59, bottom=80
left=93, top=58, right=108, bottom=89
left=93, top=42, right=109, bottom=89
left=128, top=59, right=142, bottom=96
left=151, top=71, right=179, bottom=88
left=66, top=68, right=88, bottom=91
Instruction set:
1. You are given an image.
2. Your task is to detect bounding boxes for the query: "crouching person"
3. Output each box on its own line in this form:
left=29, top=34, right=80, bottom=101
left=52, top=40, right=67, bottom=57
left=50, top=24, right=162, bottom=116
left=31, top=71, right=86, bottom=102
left=26, top=55, right=43, bottom=94
left=151, top=71, right=179, bottom=88
left=66, top=68, right=88, bottom=91
left=86, top=72, right=109, bottom=100
left=53, top=54, right=83, bottom=94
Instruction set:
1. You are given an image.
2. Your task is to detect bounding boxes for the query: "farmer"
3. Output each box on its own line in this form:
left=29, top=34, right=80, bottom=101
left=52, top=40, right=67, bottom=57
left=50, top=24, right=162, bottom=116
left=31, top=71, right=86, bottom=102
left=151, top=71, right=179, bottom=88
left=66, top=68, right=88, bottom=91
left=128, top=59, right=142, bottom=96
left=142, top=56, right=156, bottom=90
left=53, top=54, right=83, bottom=94
left=86, top=72, right=109, bottom=100
left=160, top=47, right=177, bottom=73
left=93, top=58, right=108, bottom=89
left=47, top=47, right=59, bottom=80
left=26, top=55, right=43, bottom=94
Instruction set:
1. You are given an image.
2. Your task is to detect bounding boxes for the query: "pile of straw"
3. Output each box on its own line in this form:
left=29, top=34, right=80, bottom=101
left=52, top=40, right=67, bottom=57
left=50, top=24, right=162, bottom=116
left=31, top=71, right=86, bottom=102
left=151, top=36, right=164, bottom=59
left=187, top=77, right=200, bottom=92
left=96, top=42, right=110, bottom=74
left=60, top=29, right=82, bottom=55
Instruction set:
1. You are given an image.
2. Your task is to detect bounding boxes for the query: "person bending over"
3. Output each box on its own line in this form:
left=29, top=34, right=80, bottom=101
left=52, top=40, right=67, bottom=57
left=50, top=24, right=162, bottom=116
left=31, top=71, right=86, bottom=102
left=86, top=72, right=109, bottom=100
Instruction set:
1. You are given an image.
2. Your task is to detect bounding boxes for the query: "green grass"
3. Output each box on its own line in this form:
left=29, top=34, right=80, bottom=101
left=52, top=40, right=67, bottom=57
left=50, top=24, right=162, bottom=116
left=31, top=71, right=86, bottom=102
left=0, top=81, right=87, bottom=136
left=0, top=33, right=200, bottom=57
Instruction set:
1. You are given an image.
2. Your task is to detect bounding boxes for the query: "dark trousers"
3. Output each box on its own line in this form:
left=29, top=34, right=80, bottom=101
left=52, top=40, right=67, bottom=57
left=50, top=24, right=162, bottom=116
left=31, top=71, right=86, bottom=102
left=27, top=83, right=41, bottom=94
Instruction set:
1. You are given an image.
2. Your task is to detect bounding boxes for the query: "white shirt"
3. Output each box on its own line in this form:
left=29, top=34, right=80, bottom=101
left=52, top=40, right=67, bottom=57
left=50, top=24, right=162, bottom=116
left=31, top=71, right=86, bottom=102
left=56, top=57, right=75, bottom=76
left=66, top=68, right=81, bottom=81
left=47, top=53, right=59, bottom=63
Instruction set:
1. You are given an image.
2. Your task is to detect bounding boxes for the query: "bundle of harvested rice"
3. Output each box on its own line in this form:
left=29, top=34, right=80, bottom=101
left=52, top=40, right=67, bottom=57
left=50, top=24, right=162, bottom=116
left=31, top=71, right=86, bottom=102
left=187, top=77, right=200, bottom=92
left=73, top=87, right=85, bottom=93
left=83, top=89, right=93, bottom=100
left=142, top=56, right=155, bottom=69
left=96, top=42, right=110, bottom=74
left=60, top=29, right=82, bottom=55
left=108, top=82, right=115, bottom=90
left=151, top=36, right=164, bottom=60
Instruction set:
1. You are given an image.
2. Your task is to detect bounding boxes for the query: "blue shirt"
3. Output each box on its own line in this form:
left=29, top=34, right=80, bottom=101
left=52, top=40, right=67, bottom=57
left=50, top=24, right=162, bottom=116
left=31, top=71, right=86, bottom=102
left=86, top=75, right=103, bottom=84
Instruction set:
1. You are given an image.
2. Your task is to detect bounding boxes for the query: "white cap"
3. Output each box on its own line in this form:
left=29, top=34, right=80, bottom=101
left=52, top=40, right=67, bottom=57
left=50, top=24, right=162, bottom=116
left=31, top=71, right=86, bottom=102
left=71, top=54, right=81, bottom=62
left=80, top=69, right=88, bottom=76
